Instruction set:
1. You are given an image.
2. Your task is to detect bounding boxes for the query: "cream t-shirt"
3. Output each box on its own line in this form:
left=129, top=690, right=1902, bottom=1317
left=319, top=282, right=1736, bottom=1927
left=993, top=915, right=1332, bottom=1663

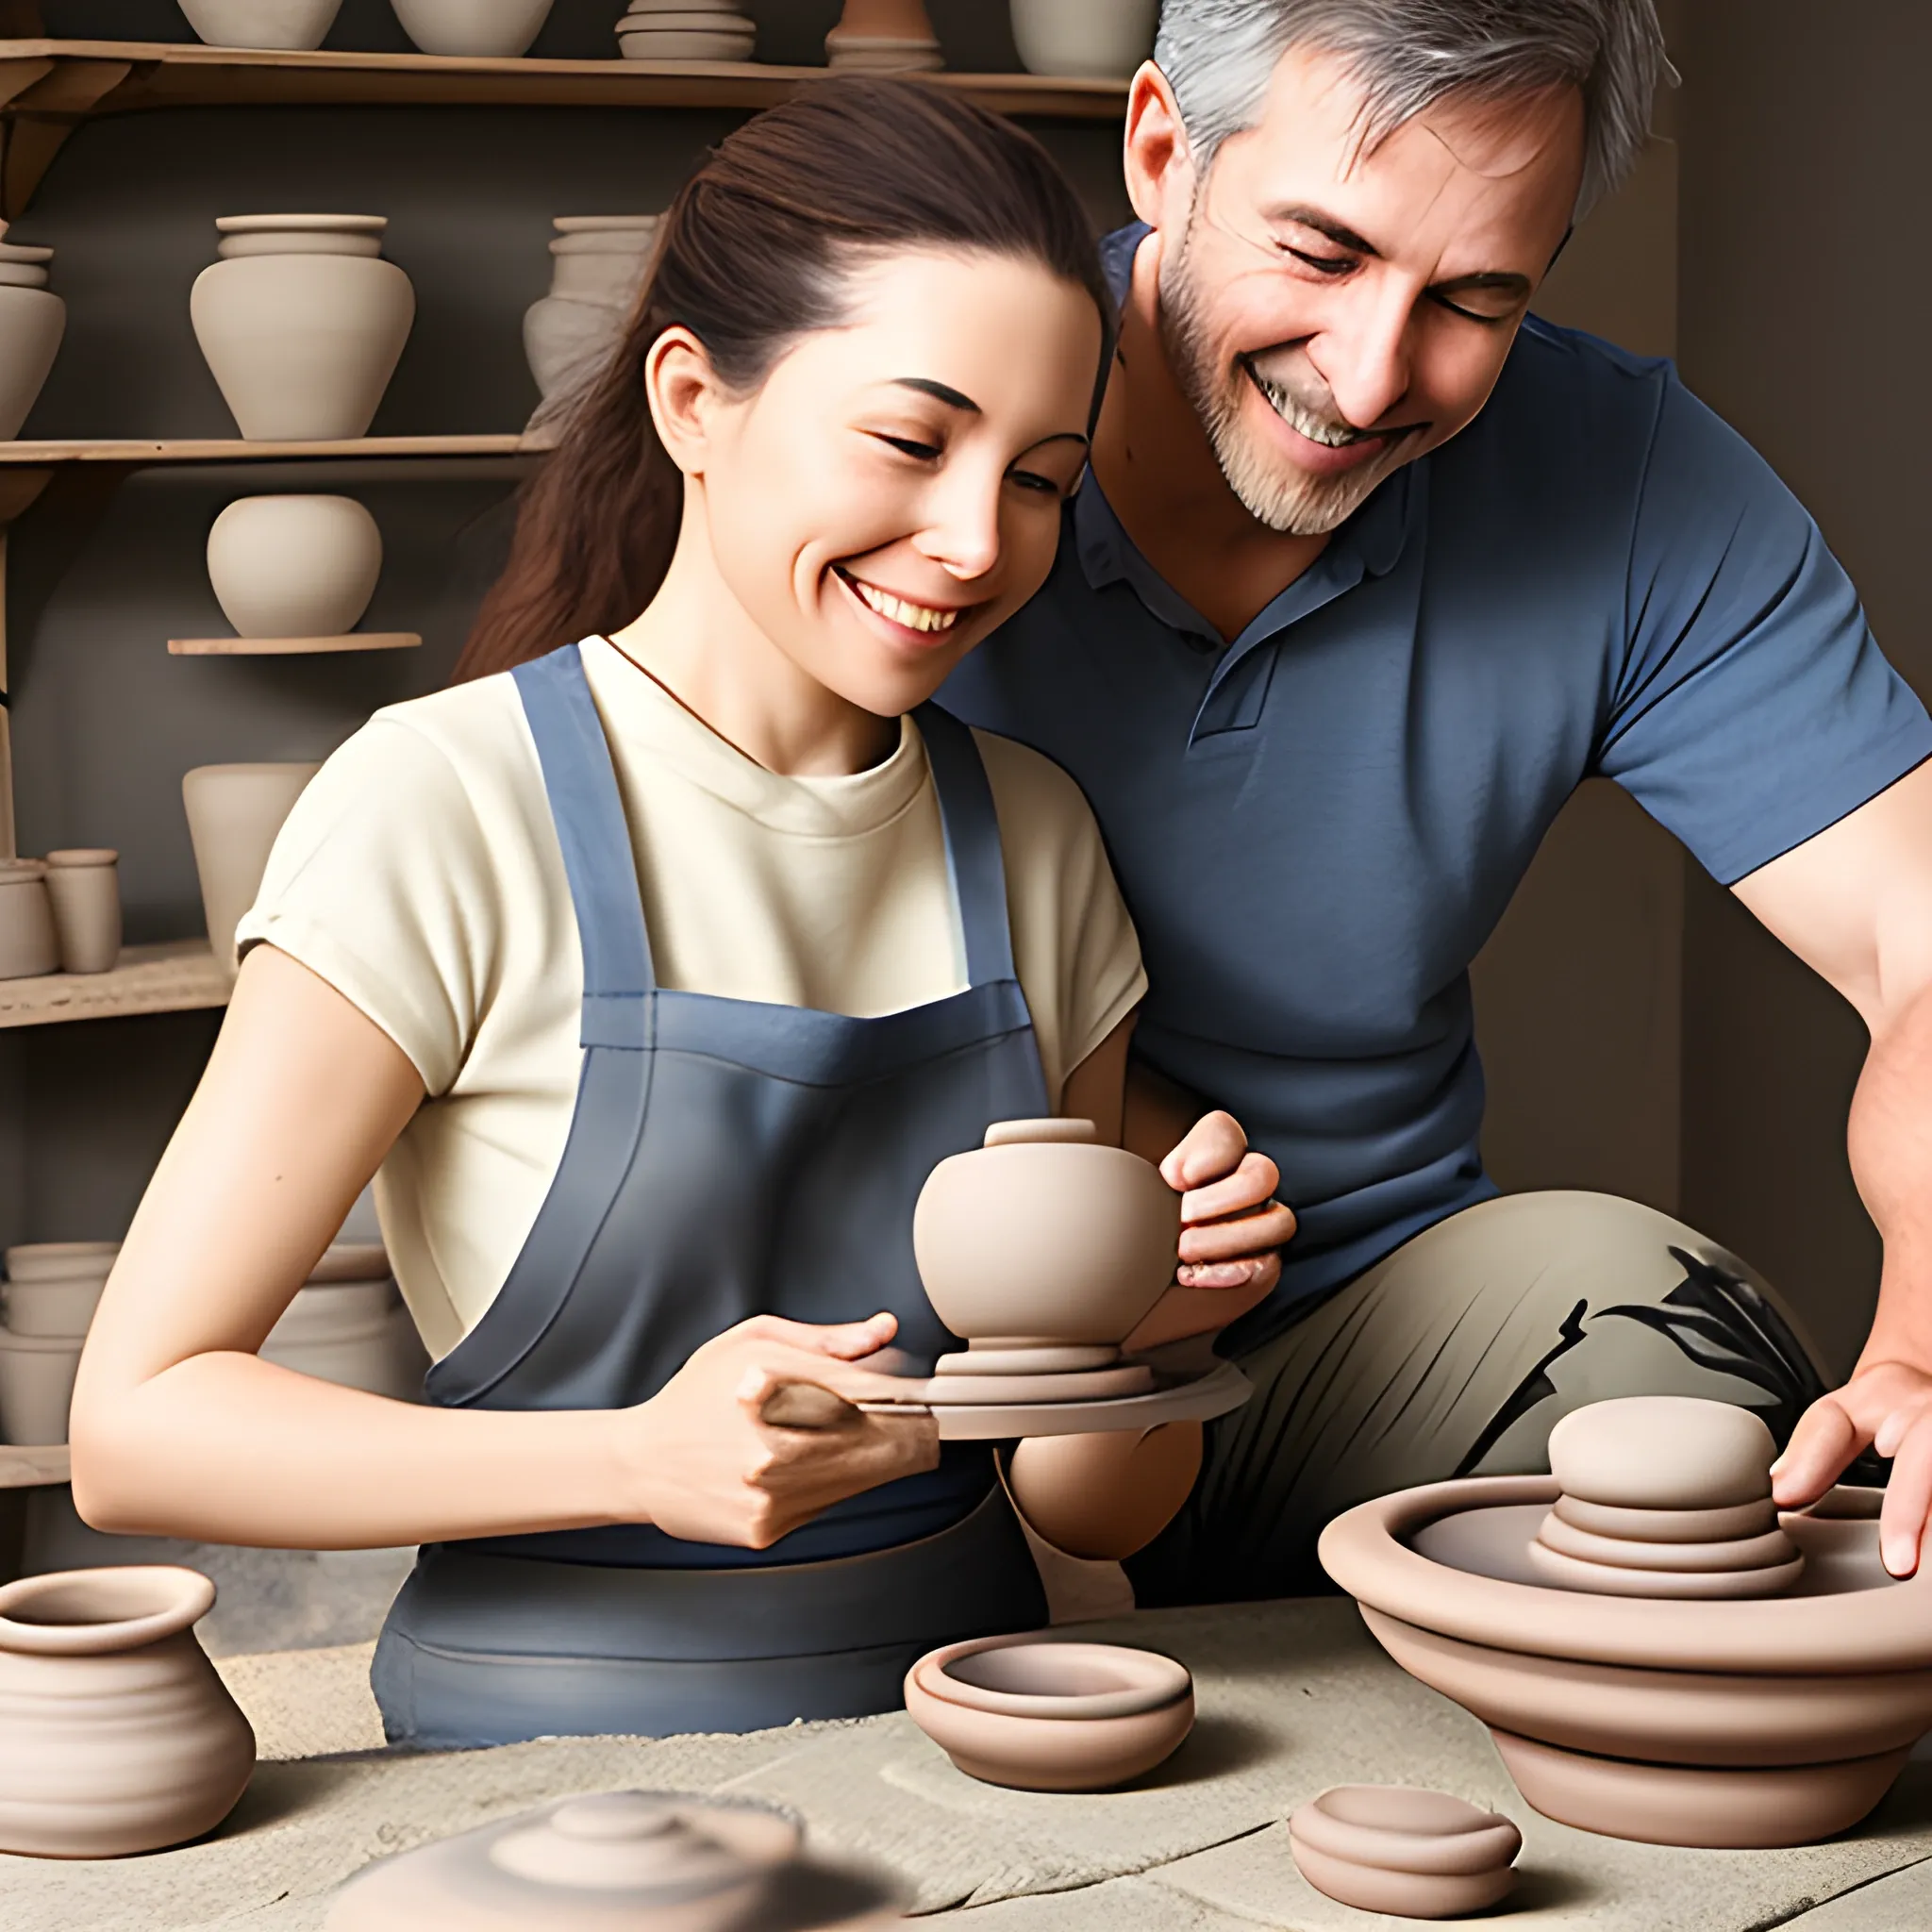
left=241, top=638, right=1146, bottom=1359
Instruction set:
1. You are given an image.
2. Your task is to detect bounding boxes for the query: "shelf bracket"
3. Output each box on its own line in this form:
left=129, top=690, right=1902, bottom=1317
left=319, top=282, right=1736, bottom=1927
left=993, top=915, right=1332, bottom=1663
left=2, top=58, right=134, bottom=219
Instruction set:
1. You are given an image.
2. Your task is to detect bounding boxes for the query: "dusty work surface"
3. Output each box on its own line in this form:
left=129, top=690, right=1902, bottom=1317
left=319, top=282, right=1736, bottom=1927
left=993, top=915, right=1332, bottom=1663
left=7, top=1599, right=1932, bottom=1930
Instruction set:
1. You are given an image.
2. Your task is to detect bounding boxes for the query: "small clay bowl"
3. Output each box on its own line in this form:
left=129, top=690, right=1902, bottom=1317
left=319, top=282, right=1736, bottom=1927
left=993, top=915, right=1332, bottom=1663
left=905, top=1636, right=1193, bottom=1791
left=1289, top=1785, right=1520, bottom=1919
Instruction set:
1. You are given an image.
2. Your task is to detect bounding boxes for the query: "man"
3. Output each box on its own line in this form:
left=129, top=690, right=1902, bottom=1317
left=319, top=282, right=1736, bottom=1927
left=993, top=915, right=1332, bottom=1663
left=943, top=0, right=1932, bottom=1604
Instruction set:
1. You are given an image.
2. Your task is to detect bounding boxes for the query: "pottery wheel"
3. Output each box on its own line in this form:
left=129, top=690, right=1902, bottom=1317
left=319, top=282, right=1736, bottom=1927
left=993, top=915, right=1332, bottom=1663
left=882, top=1364, right=1157, bottom=1406
left=859, top=1358, right=1252, bottom=1440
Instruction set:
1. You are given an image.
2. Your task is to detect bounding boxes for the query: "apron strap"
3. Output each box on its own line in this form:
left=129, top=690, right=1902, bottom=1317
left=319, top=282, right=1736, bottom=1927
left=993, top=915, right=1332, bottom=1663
left=914, top=703, right=1019, bottom=991
left=512, top=644, right=657, bottom=1048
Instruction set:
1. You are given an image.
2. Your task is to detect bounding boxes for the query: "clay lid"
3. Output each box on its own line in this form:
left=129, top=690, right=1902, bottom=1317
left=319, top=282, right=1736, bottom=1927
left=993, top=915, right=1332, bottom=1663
left=918, top=1638, right=1191, bottom=1721
left=44, top=848, right=117, bottom=867
left=552, top=216, right=662, bottom=232
left=323, top=1791, right=899, bottom=1931
left=1289, top=1786, right=1520, bottom=1877
left=981, top=1118, right=1096, bottom=1148
left=216, top=214, right=389, bottom=233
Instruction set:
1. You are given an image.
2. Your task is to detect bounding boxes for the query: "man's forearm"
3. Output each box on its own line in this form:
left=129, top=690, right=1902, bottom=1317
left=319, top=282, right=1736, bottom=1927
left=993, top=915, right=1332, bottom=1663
left=1846, top=976, right=1932, bottom=1366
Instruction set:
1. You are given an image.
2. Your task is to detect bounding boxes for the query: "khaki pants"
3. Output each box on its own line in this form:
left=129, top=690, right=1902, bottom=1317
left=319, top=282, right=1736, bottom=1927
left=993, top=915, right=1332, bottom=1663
left=1125, top=1190, right=1837, bottom=1607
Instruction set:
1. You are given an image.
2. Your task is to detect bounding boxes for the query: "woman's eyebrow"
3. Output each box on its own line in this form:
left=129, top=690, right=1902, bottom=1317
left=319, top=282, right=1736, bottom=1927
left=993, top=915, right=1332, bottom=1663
left=891, top=376, right=981, bottom=413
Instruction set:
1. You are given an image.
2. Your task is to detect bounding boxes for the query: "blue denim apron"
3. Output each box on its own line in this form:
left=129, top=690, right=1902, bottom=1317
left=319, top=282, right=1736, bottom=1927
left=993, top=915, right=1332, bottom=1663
left=371, top=643, right=1051, bottom=1747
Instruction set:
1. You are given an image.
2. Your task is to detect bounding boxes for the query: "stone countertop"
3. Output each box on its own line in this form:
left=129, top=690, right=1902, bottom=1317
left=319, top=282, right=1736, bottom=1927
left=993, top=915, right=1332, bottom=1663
left=6, top=1600, right=1932, bottom=1931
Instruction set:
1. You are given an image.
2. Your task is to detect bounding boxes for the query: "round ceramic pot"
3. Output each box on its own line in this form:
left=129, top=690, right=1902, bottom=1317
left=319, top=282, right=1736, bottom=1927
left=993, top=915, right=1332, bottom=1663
left=206, top=494, right=382, bottom=639
left=191, top=218, right=414, bottom=441
left=824, top=0, right=940, bottom=68
left=0, top=272, right=64, bottom=441
left=0, top=860, right=58, bottom=979
left=0, top=1566, right=255, bottom=1857
left=1, top=1275, right=105, bottom=1340
left=42, top=850, right=121, bottom=975
left=3, top=1241, right=120, bottom=1283
left=180, top=761, right=323, bottom=978
left=912, top=1120, right=1179, bottom=1346
left=178, top=0, right=345, bottom=48
left=0, top=1329, right=84, bottom=1443
left=905, top=1635, right=1193, bottom=1790
left=1009, top=0, right=1157, bottom=78
left=390, top=0, right=557, bottom=56
left=1320, top=1474, right=1932, bottom=1847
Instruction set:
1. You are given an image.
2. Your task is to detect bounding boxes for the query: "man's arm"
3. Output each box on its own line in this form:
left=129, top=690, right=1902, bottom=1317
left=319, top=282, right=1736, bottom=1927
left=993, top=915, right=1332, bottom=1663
left=1731, top=758, right=1932, bottom=1575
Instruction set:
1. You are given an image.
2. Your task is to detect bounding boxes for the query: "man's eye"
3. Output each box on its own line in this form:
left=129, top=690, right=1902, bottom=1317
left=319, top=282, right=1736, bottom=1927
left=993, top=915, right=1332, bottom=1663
left=1287, top=248, right=1354, bottom=275
left=1008, top=468, right=1062, bottom=495
left=877, top=434, right=941, bottom=460
left=1431, top=292, right=1516, bottom=326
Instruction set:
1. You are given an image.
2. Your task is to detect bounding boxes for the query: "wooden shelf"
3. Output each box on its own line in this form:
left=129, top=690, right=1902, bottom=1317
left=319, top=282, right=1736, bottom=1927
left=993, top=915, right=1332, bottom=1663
left=0, top=939, right=228, bottom=1029
left=0, top=1441, right=67, bottom=1488
left=170, top=630, right=422, bottom=656
left=0, top=433, right=537, bottom=467
left=0, top=42, right=1128, bottom=215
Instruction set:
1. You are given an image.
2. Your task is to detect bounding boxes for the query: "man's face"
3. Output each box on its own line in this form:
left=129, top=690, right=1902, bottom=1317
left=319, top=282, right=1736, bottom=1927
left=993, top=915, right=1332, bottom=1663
left=1152, top=45, right=1587, bottom=536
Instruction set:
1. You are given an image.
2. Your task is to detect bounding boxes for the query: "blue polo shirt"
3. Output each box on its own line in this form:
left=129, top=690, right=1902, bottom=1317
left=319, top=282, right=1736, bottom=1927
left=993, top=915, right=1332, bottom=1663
left=941, top=227, right=1932, bottom=1350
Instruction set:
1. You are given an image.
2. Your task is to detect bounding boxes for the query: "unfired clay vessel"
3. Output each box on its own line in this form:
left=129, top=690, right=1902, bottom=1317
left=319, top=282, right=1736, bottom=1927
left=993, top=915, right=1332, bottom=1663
left=178, top=0, right=345, bottom=48
left=207, top=494, right=383, bottom=638
left=1288, top=1786, right=1521, bottom=1919
left=905, top=1635, right=1194, bottom=1790
left=525, top=216, right=658, bottom=420
left=0, top=1329, right=83, bottom=1443
left=0, top=1566, right=255, bottom=1857
left=263, top=1281, right=428, bottom=1402
left=192, top=217, right=415, bottom=441
left=322, top=1789, right=901, bottom=1930
left=0, top=227, right=64, bottom=441
left=0, top=858, right=58, bottom=978
left=1320, top=1474, right=1932, bottom=1847
left=825, top=0, right=942, bottom=72
left=1009, top=0, right=1158, bottom=79
left=616, top=3, right=757, bottom=63
left=42, top=849, right=121, bottom=974
left=391, top=0, right=557, bottom=56
left=2, top=1273, right=106, bottom=1339
left=4, top=1241, right=120, bottom=1282
left=182, top=761, right=322, bottom=977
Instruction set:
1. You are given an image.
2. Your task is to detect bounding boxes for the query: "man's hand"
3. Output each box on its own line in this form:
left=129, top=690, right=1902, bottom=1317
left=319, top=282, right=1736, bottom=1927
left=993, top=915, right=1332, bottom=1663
left=1774, top=1360, right=1932, bottom=1576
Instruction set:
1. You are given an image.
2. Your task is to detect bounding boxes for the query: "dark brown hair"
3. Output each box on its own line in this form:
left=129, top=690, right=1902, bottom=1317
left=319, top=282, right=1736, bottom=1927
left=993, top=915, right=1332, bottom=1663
left=455, top=77, right=1112, bottom=683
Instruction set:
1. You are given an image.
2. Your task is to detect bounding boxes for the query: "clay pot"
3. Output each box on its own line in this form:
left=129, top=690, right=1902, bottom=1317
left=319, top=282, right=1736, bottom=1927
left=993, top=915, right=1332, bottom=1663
left=2, top=1275, right=106, bottom=1340
left=390, top=0, right=556, bottom=56
left=0, top=859, right=58, bottom=979
left=3, top=1241, right=120, bottom=1283
left=42, top=849, right=121, bottom=974
left=178, top=0, right=345, bottom=48
left=207, top=494, right=382, bottom=638
left=0, top=1566, right=255, bottom=1857
left=191, top=217, right=414, bottom=441
left=912, top=1119, right=1179, bottom=1348
left=261, top=1282, right=427, bottom=1401
left=1009, top=0, right=1157, bottom=79
left=524, top=217, right=658, bottom=418
left=0, top=1330, right=83, bottom=1443
left=616, top=6, right=757, bottom=62
left=824, top=0, right=941, bottom=71
left=181, top=761, right=323, bottom=977
left=1287, top=1786, right=1520, bottom=1919
left=1320, top=1474, right=1932, bottom=1847
left=323, top=1789, right=901, bottom=1930
left=905, top=1635, right=1194, bottom=1790
left=0, top=229, right=64, bottom=441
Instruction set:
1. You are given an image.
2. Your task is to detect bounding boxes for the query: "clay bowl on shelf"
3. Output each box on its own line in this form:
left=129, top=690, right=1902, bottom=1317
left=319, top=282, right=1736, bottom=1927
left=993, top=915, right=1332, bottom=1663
left=1320, top=1475, right=1932, bottom=1848
left=390, top=0, right=557, bottom=57
left=905, top=1634, right=1194, bottom=1790
left=178, top=0, right=344, bottom=49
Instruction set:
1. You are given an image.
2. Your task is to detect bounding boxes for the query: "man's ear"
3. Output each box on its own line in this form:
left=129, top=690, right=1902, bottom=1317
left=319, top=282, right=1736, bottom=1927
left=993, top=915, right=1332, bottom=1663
left=644, top=325, right=723, bottom=480
left=1124, top=62, right=1195, bottom=231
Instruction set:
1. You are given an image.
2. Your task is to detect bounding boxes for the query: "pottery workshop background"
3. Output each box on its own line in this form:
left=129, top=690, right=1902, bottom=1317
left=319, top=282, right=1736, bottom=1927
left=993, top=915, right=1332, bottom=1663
left=0, top=0, right=1927, bottom=1593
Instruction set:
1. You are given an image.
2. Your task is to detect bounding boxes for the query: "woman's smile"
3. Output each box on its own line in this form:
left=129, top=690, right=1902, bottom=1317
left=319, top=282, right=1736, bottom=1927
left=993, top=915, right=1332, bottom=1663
left=834, top=564, right=976, bottom=641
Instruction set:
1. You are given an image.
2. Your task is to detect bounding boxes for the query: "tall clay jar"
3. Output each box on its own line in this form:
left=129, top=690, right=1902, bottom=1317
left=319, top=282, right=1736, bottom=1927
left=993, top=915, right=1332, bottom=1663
left=0, top=858, right=58, bottom=978
left=42, top=849, right=121, bottom=974
left=0, top=1566, right=256, bottom=1857
left=190, top=216, right=415, bottom=440
left=0, top=225, right=65, bottom=441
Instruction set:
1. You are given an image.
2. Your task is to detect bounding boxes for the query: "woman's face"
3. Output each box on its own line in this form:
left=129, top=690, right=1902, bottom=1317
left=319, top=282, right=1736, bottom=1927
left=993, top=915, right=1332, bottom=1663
left=680, top=248, right=1103, bottom=719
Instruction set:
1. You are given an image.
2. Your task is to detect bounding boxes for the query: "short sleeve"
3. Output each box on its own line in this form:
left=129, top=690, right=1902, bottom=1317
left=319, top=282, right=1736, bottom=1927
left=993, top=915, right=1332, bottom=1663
left=1597, top=373, right=1932, bottom=884
left=237, top=717, right=501, bottom=1095
left=975, top=729, right=1147, bottom=1105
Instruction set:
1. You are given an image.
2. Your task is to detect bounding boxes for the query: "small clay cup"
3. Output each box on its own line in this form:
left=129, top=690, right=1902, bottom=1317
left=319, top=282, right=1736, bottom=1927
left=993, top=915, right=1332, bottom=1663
left=1288, top=1785, right=1520, bottom=1919
left=905, top=1635, right=1193, bottom=1790
left=42, top=850, right=120, bottom=974
left=911, top=1120, right=1179, bottom=1350
left=0, top=1566, right=255, bottom=1857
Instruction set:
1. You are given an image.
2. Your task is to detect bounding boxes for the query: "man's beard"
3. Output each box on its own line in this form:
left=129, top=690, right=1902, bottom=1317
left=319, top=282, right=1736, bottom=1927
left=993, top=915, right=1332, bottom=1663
left=1159, top=231, right=1410, bottom=539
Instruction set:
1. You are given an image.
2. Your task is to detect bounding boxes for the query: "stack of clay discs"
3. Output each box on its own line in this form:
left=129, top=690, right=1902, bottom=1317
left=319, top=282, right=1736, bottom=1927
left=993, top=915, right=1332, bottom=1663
left=1530, top=1394, right=1805, bottom=1599
left=1288, top=1786, right=1521, bottom=1918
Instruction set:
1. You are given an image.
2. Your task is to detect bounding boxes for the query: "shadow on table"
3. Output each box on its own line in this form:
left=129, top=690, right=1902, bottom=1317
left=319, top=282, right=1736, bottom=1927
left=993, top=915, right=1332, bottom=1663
left=1135, top=1711, right=1278, bottom=1788
left=216, top=1759, right=370, bottom=1840
left=1507, top=1863, right=1601, bottom=1915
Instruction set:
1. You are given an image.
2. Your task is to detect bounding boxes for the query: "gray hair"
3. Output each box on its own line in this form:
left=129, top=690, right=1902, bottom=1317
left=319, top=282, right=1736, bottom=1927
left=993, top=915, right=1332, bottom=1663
left=1153, top=0, right=1673, bottom=220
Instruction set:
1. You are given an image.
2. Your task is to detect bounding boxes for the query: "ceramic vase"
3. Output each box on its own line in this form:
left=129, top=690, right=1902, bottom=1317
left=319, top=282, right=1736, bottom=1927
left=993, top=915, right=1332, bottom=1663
left=181, top=762, right=323, bottom=978
left=207, top=495, right=382, bottom=639
left=0, top=1566, right=256, bottom=1857
left=0, top=860, right=58, bottom=979
left=0, top=1330, right=83, bottom=1442
left=191, top=217, right=415, bottom=441
left=524, top=216, right=658, bottom=421
left=0, top=228, right=64, bottom=441
left=390, top=0, right=557, bottom=56
left=42, top=850, right=121, bottom=975
left=177, top=0, right=345, bottom=48
left=825, top=0, right=942, bottom=72
left=1009, top=0, right=1158, bottom=79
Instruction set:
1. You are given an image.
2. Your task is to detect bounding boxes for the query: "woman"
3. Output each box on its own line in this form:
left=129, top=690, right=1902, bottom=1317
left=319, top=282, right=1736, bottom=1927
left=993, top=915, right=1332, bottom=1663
left=70, top=80, right=1291, bottom=1749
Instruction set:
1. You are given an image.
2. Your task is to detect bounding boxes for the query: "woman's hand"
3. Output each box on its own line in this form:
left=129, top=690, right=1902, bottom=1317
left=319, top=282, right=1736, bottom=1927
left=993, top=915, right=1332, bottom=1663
left=618, top=1311, right=941, bottom=1549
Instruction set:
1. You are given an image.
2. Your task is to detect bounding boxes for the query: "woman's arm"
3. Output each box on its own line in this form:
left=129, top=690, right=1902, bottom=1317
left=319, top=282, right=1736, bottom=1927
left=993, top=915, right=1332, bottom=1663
left=71, top=945, right=936, bottom=1552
